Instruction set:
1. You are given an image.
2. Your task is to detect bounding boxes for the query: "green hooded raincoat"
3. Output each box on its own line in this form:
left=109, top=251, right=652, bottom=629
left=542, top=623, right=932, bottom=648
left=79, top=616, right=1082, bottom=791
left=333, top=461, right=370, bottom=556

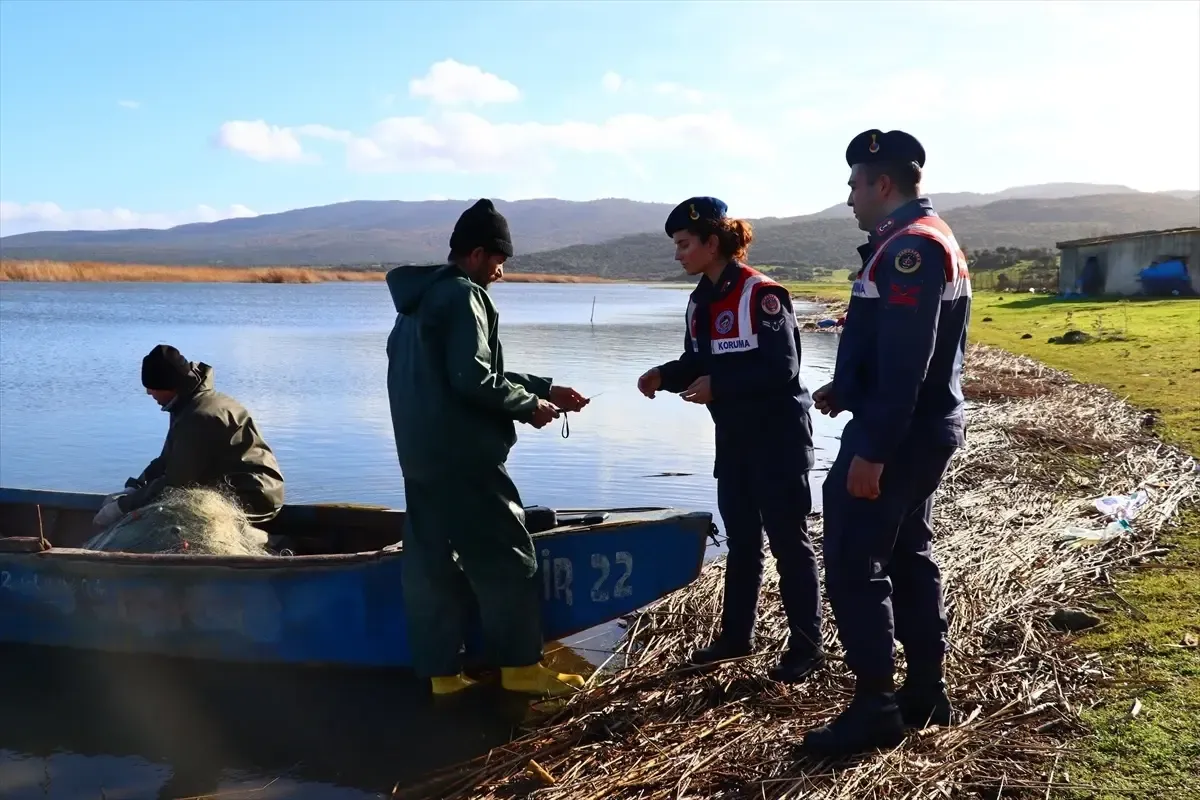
left=385, top=264, right=553, bottom=677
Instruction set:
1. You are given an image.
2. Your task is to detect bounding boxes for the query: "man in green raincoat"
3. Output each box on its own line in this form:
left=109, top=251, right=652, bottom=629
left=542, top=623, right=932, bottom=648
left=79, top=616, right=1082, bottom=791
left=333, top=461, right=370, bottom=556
left=385, top=198, right=591, bottom=698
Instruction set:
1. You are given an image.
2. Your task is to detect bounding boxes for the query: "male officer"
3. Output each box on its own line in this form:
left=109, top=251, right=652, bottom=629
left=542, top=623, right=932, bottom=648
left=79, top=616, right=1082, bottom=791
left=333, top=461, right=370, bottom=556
left=803, top=130, right=971, bottom=756
left=637, top=197, right=824, bottom=683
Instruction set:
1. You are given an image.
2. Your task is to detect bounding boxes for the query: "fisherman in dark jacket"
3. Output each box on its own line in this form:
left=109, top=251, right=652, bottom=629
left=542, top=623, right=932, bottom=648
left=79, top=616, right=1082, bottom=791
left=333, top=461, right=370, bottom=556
left=637, top=197, right=824, bottom=684
left=93, top=344, right=285, bottom=528
left=803, top=130, right=972, bottom=757
left=385, top=198, right=592, bottom=698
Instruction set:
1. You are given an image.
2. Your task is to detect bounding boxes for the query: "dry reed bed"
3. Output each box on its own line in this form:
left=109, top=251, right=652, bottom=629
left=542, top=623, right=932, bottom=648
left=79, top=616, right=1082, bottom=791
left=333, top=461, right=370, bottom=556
left=0, top=259, right=379, bottom=283
left=0, top=260, right=609, bottom=284
left=397, top=345, right=1199, bottom=800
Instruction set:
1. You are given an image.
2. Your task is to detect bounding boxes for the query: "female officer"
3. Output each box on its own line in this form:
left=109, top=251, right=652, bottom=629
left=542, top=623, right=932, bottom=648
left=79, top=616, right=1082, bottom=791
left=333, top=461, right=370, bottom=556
left=636, top=197, right=824, bottom=683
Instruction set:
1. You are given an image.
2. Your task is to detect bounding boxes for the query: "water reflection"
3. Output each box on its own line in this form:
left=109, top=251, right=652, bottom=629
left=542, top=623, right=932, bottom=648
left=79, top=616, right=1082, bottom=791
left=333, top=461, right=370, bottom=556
left=0, top=645, right=533, bottom=799
left=0, top=282, right=841, bottom=510
left=0, top=281, right=844, bottom=798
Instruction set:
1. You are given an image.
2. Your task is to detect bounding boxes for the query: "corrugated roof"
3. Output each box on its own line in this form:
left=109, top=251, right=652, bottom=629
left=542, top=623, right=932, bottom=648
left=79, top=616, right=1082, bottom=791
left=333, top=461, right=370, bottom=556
left=1056, top=226, right=1200, bottom=249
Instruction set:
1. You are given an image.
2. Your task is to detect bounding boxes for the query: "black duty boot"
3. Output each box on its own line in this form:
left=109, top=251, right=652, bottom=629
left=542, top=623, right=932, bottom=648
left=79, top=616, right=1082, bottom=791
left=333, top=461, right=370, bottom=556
left=768, top=649, right=826, bottom=684
left=688, top=637, right=753, bottom=667
left=897, top=679, right=952, bottom=728
left=802, top=680, right=906, bottom=757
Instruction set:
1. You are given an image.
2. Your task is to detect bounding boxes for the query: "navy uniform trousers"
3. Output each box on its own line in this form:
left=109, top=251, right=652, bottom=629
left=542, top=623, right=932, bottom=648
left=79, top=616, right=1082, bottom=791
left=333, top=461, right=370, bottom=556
left=716, top=437, right=822, bottom=655
left=822, top=418, right=954, bottom=681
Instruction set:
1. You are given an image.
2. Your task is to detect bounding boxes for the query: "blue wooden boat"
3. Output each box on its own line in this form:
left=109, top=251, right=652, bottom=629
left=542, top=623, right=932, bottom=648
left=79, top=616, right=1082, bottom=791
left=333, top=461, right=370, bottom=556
left=0, top=487, right=712, bottom=669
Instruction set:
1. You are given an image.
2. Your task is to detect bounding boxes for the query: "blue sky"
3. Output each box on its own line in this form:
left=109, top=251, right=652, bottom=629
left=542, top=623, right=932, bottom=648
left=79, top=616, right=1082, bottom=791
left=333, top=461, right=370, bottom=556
left=1, top=0, right=1197, bottom=236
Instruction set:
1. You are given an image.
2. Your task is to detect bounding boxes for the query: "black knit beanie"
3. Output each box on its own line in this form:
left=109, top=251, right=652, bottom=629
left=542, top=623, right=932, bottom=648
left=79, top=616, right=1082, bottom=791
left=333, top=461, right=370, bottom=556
left=141, top=344, right=192, bottom=390
left=449, top=199, right=513, bottom=257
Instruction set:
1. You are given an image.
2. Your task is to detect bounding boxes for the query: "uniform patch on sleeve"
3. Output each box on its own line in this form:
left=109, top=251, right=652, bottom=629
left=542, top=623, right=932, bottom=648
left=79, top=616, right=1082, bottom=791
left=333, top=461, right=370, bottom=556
left=760, top=292, right=782, bottom=316
left=893, top=248, right=922, bottom=274
left=886, top=282, right=920, bottom=308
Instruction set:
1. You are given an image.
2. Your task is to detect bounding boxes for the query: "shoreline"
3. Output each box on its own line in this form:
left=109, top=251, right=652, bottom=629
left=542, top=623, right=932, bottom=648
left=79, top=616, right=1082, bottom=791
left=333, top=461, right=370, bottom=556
left=0, top=261, right=859, bottom=302
left=787, top=289, right=847, bottom=331
left=0, top=260, right=619, bottom=285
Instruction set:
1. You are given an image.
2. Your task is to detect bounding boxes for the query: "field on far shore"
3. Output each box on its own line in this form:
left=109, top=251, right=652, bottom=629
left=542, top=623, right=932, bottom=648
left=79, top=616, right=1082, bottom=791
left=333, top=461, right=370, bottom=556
left=781, top=277, right=1200, bottom=454
left=0, top=260, right=613, bottom=284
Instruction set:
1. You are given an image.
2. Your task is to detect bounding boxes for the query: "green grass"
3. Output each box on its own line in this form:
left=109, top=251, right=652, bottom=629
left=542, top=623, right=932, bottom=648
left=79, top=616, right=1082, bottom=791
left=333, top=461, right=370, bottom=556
left=782, top=283, right=1200, bottom=453
left=970, top=294, right=1200, bottom=454
left=1064, top=513, right=1200, bottom=799
left=783, top=283, right=1200, bottom=794
left=781, top=274, right=853, bottom=304
left=970, top=259, right=1053, bottom=291
left=971, top=294, right=1200, bottom=797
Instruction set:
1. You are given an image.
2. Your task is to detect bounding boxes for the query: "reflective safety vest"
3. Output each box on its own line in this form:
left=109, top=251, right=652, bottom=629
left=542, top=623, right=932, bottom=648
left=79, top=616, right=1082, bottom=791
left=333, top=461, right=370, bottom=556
left=685, top=264, right=784, bottom=356
left=853, top=215, right=972, bottom=303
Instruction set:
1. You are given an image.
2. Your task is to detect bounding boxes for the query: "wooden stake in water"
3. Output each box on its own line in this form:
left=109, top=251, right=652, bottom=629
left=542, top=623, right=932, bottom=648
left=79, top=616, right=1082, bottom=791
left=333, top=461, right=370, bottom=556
left=590, top=296, right=596, bottom=325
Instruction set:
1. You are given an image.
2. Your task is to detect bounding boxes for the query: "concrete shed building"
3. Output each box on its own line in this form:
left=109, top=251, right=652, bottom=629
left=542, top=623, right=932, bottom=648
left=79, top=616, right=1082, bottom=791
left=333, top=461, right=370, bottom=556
left=1057, top=227, right=1200, bottom=296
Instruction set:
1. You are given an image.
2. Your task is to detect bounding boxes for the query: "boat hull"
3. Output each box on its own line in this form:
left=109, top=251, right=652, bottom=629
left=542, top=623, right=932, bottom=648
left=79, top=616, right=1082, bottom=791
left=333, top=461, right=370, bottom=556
left=0, top=489, right=711, bottom=669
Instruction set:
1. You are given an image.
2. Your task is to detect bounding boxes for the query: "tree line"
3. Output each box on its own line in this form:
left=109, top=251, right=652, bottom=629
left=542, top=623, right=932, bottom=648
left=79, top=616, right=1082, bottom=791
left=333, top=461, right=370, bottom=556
left=967, top=246, right=1058, bottom=271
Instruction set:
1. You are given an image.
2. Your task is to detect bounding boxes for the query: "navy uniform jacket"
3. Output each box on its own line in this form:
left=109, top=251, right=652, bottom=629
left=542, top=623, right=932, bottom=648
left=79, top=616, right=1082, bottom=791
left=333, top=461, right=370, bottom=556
left=832, top=198, right=971, bottom=463
left=656, top=261, right=815, bottom=471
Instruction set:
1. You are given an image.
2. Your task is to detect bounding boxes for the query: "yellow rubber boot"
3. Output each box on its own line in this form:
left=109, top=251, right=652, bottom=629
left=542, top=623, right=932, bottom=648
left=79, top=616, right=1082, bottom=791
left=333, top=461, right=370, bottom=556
left=430, top=673, right=478, bottom=696
left=501, top=663, right=585, bottom=697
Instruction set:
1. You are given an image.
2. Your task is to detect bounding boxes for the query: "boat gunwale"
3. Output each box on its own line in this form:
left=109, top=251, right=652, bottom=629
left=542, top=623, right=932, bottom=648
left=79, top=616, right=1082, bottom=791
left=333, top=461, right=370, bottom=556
left=0, top=508, right=714, bottom=571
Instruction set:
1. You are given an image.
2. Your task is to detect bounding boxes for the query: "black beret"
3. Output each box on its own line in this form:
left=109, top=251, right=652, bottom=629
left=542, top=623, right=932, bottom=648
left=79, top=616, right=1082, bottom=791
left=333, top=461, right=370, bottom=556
left=845, top=129, right=926, bottom=168
left=449, top=198, right=514, bottom=258
left=141, top=344, right=192, bottom=390
left=665, top=196, right=728, bottom=236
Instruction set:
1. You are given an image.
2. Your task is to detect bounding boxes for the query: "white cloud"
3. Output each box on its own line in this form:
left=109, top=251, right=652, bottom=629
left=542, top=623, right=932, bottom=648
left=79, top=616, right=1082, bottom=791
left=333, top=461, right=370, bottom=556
left=0, top=201, right=258, bottom=237
left=239, top=109, right=775, bottom=176
left=118, top=99, right=141, bottom=110
left=408, top=59, right=520, bottom=106
left=293, top=123, right=354, bottom=143
left=204, top=4, right=1195, bottom=214
left=215, top=120, right=310, bottom=162
left=501, top=176, right=558, bottom=201
left=215, top=61, right=728, bottom=177
left=653, top=82, right=704, bottom=105
left=601, top=73, right=705, bottom=104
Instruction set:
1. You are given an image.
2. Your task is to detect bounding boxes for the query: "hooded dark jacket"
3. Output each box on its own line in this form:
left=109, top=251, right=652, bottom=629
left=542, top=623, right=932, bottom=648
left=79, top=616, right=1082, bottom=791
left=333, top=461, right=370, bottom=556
left=118, top=363, right=285, bottom=522
left=385, top=264, right=552, bottom=480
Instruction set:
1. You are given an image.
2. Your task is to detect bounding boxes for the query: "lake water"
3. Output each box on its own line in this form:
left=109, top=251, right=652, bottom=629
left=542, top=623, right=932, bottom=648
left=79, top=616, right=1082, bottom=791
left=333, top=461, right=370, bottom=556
left=0, top=281, right=844, bottom=799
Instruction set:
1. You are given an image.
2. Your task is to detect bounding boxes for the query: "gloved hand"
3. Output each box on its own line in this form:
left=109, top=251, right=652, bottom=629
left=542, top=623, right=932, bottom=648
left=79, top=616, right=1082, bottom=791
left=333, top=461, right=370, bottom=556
left=93, top=499, right=126, bottom=528
left=103, top=490, right=128, bottom=504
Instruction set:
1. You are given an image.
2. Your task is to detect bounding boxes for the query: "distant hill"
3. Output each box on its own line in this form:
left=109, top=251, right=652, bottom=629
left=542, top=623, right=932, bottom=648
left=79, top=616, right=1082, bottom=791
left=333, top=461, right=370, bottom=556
left=1, top=184, right=1197, bottom=271
left=0, top=198, right=675, bottom=266
left=803, top=183, right=1197, bottom=220
left=508, top=193, right=1200, bottom=279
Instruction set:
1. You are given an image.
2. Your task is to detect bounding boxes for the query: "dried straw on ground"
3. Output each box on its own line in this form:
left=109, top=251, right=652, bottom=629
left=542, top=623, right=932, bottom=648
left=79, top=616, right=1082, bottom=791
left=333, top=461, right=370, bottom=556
left=83, top=487, right=270, bottom=556
left=397, top=345, right=1199, bottom=800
